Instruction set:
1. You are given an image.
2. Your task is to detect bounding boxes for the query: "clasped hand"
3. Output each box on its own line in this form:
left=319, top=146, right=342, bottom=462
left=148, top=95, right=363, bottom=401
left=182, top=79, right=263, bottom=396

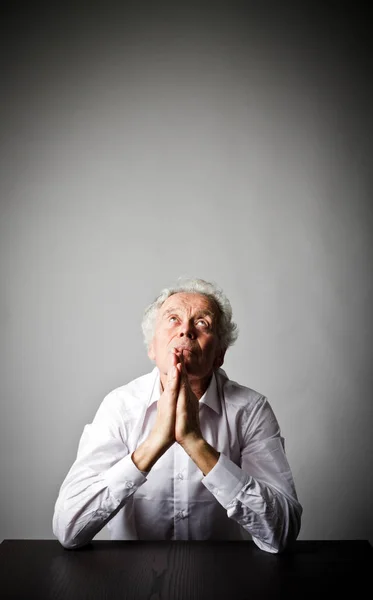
left=152, top=349, right=203, bottom=449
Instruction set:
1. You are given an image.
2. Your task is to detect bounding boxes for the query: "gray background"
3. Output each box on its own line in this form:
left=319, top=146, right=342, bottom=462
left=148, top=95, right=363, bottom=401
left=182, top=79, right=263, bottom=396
left=1, top=2, right=372, bottom=544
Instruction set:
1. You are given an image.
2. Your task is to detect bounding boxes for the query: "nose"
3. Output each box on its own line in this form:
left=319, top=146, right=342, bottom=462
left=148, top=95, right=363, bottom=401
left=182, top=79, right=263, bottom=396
left=178, top=321, right=196, bottom=340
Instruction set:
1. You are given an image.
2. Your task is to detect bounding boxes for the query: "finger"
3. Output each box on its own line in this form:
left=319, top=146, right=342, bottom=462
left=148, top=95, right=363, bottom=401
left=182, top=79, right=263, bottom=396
left=168, top=348, right=180, bottom=368
left=174, top=351, right=183, bottom=379
left=168, top=351, right=182, bottom=379
left=179, top=352, right=190, bottom=387
left=176, top=367, right=187, bottom=409
left=166, top=351, right=180, bottom=393
left=177, top=353, right=186, bottom=386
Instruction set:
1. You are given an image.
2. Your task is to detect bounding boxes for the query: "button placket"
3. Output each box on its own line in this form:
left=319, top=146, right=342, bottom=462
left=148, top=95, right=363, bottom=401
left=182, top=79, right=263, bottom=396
left=173, top=444, right=189, bottom=539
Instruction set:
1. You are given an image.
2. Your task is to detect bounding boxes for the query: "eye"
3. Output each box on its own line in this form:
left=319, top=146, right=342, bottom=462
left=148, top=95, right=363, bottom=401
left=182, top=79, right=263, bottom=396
left=196, top=319, right=209, bottom=328
left=169, top=316, right=178, bottom=323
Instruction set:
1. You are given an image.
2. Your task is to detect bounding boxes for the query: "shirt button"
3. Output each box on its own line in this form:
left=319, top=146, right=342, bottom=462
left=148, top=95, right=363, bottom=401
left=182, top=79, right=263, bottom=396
left=177, top=473, right=184, bottom=480
left=125, top=481, right=134, bottom=488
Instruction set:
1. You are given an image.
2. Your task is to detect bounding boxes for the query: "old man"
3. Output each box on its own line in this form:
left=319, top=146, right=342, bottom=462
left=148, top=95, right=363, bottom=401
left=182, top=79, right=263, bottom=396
left=53, top=278, right=302, bottom=553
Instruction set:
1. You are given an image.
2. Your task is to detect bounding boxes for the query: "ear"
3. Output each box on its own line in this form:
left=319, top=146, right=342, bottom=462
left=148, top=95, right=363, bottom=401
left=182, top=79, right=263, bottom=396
left=148, top=341, right=156, bottom=362
left=213, top=347, right=226, bottom=369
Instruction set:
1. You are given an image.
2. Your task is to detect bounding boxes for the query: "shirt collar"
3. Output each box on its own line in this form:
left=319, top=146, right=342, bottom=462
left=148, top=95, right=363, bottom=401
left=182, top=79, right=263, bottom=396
left=148, top=367, right=221, bottom=414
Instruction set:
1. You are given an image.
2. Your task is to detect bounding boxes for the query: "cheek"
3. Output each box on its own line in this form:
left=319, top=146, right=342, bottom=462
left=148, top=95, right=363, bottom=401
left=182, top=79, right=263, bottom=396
left=202, top=338, right=219, bottom=358
left=154, top=330, right=172, bottom=352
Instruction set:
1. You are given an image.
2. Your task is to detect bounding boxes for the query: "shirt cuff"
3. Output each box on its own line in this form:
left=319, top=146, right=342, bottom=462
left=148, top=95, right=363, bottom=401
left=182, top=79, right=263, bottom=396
left=104, top=453, right=148, bottom=503
left=202, top=452, right=251, bottom=509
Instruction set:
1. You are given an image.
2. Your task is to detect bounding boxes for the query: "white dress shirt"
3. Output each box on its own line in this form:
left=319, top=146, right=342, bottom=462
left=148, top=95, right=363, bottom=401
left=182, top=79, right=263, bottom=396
left=53, top=367, right=302, bottom=553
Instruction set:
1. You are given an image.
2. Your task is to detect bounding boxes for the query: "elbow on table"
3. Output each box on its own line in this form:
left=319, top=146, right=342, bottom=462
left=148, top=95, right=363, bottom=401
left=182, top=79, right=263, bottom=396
left=52, top=514, right=92, bottom=550
left=252, top=504, right=302, bottom=554
left=275, top=505, right=302, bottom=554
left=55, top=533, right=90, bottom=550
left=252, top=529, right=297, bottom=554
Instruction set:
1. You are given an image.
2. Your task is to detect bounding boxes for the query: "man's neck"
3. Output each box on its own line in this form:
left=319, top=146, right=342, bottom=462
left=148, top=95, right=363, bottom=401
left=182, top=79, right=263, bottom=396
left=188, top=373, right=213, bottom=400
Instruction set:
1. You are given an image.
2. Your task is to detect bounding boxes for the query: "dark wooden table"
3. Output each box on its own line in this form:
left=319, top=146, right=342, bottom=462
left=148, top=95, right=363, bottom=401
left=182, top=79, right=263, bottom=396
left=0, top=539, right=372, bottom=599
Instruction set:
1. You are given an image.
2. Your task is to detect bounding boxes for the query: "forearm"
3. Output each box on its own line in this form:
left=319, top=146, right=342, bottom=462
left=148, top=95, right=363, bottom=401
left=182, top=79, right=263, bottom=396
left=53, top=478, right=118, bottom=549
left=53, top=452, right=147, bottom=549
left=227, top=478, right=302, bottom=552
left=179, top=437, right=301, bottom=552
left=131, top=432, right=173, bottom=472
left=179, top=435, right=220, bottom=476
left=55, top=431, right=174, bottom=548
left=201, top=452, right=302, bottom=553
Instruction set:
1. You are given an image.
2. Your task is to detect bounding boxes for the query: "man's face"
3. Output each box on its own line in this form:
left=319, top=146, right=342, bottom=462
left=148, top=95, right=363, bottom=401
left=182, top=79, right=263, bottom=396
left=148, top=292, right=225, bottom=381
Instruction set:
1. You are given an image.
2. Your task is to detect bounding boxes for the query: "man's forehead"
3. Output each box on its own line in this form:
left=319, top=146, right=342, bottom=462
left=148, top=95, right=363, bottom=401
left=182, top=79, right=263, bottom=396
left=159, top=292, right=219, bottom=316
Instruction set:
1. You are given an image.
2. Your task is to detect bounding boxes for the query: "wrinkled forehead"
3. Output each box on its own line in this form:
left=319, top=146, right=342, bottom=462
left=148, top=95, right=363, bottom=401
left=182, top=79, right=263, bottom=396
left=158, top=292, right=221, bottom=320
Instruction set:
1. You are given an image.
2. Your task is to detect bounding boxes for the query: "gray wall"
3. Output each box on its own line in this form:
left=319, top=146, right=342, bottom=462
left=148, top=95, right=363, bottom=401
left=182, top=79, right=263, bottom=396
left=1, top=2, right=372, bottom=544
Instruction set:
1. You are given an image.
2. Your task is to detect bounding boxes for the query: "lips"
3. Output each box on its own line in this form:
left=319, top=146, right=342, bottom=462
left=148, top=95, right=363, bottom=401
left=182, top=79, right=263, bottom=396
left=173, top=345, right=195, bottom=353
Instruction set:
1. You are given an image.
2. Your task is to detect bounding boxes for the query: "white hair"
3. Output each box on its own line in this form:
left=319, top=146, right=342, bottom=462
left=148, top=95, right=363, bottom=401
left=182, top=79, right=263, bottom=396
left=141, top=277, right=238, bottom=351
